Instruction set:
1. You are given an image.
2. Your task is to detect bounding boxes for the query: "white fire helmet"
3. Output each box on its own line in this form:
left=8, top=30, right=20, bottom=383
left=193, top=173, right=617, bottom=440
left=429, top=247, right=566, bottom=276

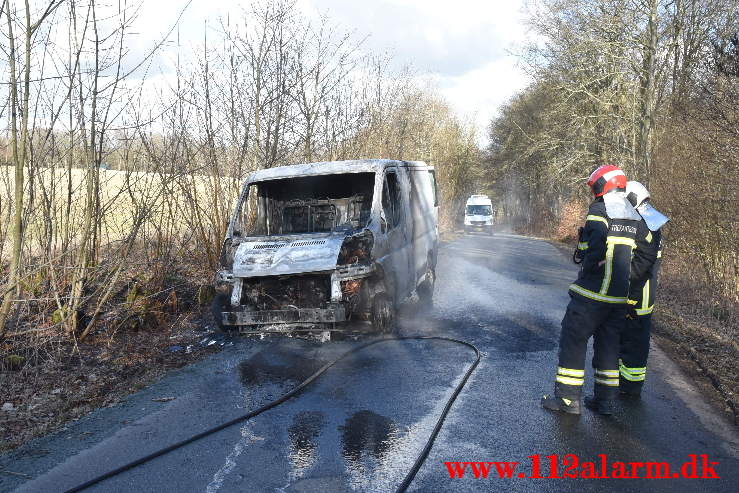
left=626, top=181, right=669, bottom=231
left=625, top=181, right=650, bottom=208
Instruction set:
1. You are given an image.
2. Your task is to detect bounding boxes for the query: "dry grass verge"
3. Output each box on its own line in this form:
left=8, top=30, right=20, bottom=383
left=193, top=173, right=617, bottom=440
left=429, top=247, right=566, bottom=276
left=0, top=256, right=227, bottom=453
left=652, top=297, right=738, bottom=426
left=0, top=313, right=222, bottom=452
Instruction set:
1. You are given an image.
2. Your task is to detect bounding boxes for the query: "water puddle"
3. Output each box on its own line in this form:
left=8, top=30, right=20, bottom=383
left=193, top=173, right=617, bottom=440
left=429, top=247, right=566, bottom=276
left=340, top=410, right=400, bottom=474
left=287, top=411, right=326, bottom=477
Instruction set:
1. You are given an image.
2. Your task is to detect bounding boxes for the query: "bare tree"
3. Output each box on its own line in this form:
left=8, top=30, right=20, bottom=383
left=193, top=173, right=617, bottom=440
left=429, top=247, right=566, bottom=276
left=0, top=0, right=65, bottom=337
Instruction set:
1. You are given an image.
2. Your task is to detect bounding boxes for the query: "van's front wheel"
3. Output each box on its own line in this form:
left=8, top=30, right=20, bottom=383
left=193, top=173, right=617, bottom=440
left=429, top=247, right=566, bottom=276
left=371, top=293, right=396, bottom=334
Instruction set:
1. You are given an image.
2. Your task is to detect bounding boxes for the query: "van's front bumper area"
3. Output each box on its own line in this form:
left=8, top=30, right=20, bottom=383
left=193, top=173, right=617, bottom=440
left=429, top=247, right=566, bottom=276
left=221, top=303, right=346, bottom=326
left=464, top=223, right=493, bottom=233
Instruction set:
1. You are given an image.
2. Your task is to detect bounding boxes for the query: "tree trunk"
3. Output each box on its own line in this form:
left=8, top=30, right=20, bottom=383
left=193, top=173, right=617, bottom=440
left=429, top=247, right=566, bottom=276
left=0, top=1, right=33, bottom=337
left=638, top=0, right=658, bottom=183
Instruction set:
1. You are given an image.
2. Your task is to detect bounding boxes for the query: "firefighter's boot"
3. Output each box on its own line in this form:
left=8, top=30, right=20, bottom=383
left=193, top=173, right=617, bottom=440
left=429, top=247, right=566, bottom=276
left=584, top=395, right=614, bottom=415
left=541, top=394, right=581, bottom=415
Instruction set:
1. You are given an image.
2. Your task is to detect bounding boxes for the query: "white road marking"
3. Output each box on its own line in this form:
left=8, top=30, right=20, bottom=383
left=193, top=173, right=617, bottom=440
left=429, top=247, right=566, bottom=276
left=205, top=421, right=264, bottom=493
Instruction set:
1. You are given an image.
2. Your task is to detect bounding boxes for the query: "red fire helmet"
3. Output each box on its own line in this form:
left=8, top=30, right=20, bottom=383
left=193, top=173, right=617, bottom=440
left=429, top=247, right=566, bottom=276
left=587, top=165, right=627, bottom=197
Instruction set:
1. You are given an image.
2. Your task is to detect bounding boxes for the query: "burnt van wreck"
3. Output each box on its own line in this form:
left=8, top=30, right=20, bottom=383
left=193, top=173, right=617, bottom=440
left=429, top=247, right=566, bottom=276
left=213, top=160, right=438, bottom=334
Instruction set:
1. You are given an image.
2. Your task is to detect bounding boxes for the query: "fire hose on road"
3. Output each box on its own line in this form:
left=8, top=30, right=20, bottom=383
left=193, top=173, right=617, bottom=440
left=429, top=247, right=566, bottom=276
left=64, top=336, right=481, bottom=493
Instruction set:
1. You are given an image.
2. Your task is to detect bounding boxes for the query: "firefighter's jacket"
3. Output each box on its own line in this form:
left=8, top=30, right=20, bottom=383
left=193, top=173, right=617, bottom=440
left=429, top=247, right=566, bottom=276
left=627, top=222, right=663, bottom=316
left=571, top=198, right=638, bottom=303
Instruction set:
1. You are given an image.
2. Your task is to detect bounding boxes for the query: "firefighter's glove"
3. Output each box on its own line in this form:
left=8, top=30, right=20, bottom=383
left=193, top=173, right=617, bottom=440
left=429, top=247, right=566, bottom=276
left=573, top=227, right=585, bottom=264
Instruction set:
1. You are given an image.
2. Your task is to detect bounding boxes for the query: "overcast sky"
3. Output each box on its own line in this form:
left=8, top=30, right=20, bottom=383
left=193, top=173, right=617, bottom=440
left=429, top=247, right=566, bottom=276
left=135, top=0, right=531, bottom=147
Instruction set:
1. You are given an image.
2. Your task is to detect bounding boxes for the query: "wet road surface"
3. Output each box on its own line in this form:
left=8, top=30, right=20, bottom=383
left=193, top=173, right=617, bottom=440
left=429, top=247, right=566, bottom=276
left=3, top=233, right=738, bottom=492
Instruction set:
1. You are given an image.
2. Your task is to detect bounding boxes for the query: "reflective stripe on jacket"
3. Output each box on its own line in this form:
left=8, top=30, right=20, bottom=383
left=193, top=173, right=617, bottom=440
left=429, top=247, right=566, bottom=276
left=628, top=226, right=663, bottom=315
left=569, top=199, right=638, bottom=304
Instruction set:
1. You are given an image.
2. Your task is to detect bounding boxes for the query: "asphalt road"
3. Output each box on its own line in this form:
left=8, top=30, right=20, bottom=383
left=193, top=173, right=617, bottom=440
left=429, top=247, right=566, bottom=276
left=3, top=233, right=738, bottom=492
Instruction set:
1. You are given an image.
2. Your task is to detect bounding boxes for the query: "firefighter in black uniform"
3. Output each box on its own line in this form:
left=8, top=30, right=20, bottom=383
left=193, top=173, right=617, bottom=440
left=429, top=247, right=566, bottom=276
left=542, top=165, right=641, bottom=415
left=619, top=181, right=668, bottom=396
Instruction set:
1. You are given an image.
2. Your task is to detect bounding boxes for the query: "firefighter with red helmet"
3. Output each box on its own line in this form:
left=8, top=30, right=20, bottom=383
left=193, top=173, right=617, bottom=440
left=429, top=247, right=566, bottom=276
left=542, top=165, right=641, bottom=415
left=619, top=181, right=669, bottom=396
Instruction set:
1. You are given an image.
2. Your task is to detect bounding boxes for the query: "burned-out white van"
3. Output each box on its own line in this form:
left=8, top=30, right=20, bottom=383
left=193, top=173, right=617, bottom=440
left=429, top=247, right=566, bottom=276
left=213, top=160, right=438, bottom=334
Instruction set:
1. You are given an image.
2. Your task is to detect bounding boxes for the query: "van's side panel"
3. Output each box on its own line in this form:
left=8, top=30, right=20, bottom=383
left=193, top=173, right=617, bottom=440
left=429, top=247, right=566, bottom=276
left=396, top=167, right=415, bottom=300
left=408, top=167, right=438, bottom=285
left=375, top=166, right=414, bottom=303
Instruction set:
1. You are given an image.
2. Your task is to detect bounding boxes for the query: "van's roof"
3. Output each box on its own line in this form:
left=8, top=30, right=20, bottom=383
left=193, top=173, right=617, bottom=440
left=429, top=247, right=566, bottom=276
left=247, top=159, right=431, bottom=183
left=466, top=195, right=492, bottom=205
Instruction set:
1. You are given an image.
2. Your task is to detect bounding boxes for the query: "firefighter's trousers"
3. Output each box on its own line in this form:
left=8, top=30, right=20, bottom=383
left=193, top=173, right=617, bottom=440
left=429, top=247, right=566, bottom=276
left=619, top=313, right=652, bottom=394
left=555, top=295, right=625, bottom=401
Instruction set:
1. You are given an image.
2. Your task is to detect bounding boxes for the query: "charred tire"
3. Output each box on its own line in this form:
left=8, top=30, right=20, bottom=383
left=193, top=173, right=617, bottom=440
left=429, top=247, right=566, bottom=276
left=210, top=293, right=233, bottom=332
left=371, top=293, right=396, bottom=334
left=417, top=269, right=435, bottom=310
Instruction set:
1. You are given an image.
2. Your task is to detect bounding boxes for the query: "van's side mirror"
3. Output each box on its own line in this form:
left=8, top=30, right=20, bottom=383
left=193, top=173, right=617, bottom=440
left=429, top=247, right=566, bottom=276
left=380, top=215, right=387, bottom=233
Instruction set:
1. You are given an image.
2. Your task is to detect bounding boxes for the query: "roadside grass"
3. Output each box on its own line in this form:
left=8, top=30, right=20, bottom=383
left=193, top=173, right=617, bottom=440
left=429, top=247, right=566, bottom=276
left=0, top=317, right=223, bottom=452
left=652, top=286, right=738, bottom=426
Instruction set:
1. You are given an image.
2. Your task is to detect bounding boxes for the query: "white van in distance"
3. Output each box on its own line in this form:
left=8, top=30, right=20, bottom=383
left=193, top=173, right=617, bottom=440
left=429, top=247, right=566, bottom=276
left=464, top=195, right=494, bottom=235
